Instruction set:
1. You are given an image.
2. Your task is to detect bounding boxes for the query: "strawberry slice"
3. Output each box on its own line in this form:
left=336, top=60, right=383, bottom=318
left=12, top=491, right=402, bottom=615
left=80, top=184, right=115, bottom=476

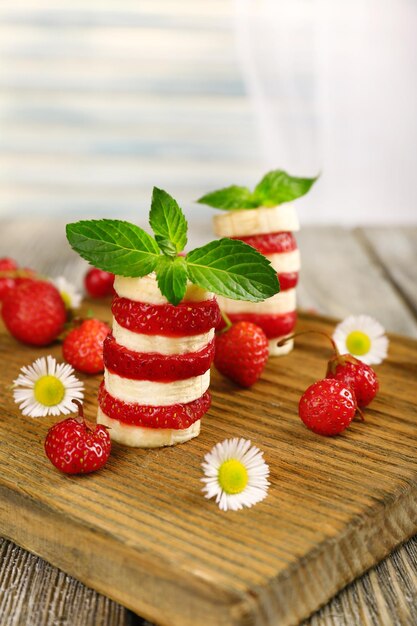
left=226, top=311, right=297, bottom=339
left=104, top=333, right=214, bottom=382
left=112, top=297, right=221, bottom=337
left=278, top=272, right=299, bottom=291
left=233, top=232, right=297, bottom=255
left=98, top=382, right=211, bottom=428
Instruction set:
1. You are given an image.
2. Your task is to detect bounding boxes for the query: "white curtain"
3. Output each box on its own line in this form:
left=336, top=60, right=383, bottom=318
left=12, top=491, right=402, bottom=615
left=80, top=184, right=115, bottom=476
left=235, top=0, right=417, bottom=224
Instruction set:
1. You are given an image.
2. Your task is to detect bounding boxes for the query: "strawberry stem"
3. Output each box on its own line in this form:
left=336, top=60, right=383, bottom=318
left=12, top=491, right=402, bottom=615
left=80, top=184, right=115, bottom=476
left=277, top=330, right=340, bottom=356
left=72, top=398, right=84, bottom=422
left=218, top=309, right=233, bottom=334
left=356, top=406, right=365, bottom=422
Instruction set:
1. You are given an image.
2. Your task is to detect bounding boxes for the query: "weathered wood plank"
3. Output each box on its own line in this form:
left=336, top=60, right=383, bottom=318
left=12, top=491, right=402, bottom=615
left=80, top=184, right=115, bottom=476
left=1, top=222, right=416, bottom=626
left=296, top=227, right=417, bottom=337
left=0, top=539, right=140, bottom=626
left=359, top=228, right=417, bottom=317
left=1, top=308, right=417, bottom=626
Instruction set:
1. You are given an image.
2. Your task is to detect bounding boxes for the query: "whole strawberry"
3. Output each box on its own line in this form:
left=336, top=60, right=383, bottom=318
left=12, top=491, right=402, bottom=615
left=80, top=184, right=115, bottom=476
left=299, top=378, right=358, bottom=436
left=2, top=279, right=66, bottom=345
left=84, top=268, right=114, bottom=298
left=63, top=318, right=110, bottom=374
left=214, top=321, right=269, bottom=387
left=326, top=354, right=379, bottom=408
left=45, top=400, right=110, bottom=474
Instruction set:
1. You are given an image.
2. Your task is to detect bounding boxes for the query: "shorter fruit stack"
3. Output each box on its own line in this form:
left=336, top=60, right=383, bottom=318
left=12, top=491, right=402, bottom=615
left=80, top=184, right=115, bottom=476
left=97, top=273, right=220, bottom=447
left=213, top=205, right=300, bottom=356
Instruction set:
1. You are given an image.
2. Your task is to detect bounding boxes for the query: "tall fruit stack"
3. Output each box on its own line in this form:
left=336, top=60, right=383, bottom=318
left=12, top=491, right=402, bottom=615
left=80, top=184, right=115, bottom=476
left=66, top=187, right=280, bottom=448
left=198, top=170, right=317, bottom=356
left=97, top=273, right=219, bottom=447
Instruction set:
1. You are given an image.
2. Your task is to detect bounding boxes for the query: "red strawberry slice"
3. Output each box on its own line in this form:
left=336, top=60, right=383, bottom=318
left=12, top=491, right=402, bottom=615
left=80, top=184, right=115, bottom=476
left=104, top=333, right=214, bottom=382
left=278, top=272, right=299, bottom=291
left=112, top=297, right=221, bottom=337
left=98, top=382, right=211, bottom=429
left=226, top=311, right=297, bottom=339
left=233, top=231, right=297, bottom=255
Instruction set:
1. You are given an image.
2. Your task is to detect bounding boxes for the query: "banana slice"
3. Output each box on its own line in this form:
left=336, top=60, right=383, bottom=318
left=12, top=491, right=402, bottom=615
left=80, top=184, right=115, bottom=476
left=113, top=320, right=214, bottom=355
left=104, top=369, right=210, bottom=406
left=213, top=205, right=300, bottom=238
left=97, top=408, right=200, bottom=447
left=267, top=250, right=301, bottom=273
left=218, top=289, right=296, bottom=315
left=114, top=273, right=213, bottom=305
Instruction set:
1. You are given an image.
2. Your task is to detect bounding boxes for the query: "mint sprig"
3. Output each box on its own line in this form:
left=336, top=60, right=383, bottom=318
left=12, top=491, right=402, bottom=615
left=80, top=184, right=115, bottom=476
left=197, top=169, right=318, bottom=210
left=66, top=219, right=160, bottom=276
left=186, top=239, right=278, bottom=301
left=156, top=255, right=188, bottom=306
left=150, top=187, right=187, bottom=255
left=66, top=187, right=280, bottom=305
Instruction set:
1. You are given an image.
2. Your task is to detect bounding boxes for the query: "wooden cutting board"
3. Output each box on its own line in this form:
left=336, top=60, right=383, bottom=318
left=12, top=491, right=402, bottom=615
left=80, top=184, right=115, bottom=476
left=0, top=306, right=416, bottom=626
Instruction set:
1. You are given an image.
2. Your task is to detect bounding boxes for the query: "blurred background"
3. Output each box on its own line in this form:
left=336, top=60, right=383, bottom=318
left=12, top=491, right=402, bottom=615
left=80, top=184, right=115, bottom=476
left=0, top=0, right=416, bottom=227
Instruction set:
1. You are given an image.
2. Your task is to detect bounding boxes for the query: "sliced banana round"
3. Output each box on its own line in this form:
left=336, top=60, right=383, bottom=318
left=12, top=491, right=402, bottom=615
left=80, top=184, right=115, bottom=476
left=212, top=205, right=300, bottom=238
left=218, top=289, right=296, bottom=315
left=97, top=408, right=201, bottom=447
left=114, top=273, right=212, bottom=304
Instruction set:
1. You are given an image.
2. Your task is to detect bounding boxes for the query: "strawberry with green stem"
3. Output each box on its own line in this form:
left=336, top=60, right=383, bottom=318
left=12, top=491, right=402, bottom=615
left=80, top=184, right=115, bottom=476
left=278, top=330, right=379, bottom=408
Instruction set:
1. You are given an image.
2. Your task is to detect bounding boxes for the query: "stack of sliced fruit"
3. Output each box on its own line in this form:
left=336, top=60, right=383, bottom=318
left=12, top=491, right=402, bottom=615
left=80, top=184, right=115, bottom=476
left=97, top=274, right=220, bottom=447
left=66, top=187, right=279, bottom=447
left=198, top=170, right=317, bottom=356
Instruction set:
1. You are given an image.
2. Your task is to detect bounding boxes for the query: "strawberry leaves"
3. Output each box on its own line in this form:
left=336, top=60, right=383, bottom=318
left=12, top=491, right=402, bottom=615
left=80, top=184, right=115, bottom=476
left=66, top=187, right=281, bottom=305
left=197, top=169, right=318, bottom=210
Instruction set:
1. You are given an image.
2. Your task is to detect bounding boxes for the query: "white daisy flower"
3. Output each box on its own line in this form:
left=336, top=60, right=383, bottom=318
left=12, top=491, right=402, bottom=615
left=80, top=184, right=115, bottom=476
left=333, top=314, right=388, bottom=365
left=201, top=438, right=270, bottom=511
left=52, top=276, right=82, bottom=310
left=13, top=356, right=84, bottom=418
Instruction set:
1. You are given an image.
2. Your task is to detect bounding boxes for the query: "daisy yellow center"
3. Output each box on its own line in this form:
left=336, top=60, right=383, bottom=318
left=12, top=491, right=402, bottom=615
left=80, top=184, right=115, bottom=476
left=346, top=330, right=371, bottom=356
left=34, top=375, right=65, bottom=406
left=60, top=290, right=72, bottom=309
left=218, top=459, right=248, bottom=495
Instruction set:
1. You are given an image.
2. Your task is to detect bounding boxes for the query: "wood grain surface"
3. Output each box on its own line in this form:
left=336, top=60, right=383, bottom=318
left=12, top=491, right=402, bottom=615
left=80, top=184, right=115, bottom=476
left=1, top=223, right=417, bottom=626
left=1, top=301, right=417, bottom=626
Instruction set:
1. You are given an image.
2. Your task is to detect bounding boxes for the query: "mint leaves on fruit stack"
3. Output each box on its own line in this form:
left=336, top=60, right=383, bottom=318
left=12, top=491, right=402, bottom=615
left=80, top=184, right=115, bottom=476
left=66, top=187, right=280, bottom=306
left=197, top=169, right=318, bottom=210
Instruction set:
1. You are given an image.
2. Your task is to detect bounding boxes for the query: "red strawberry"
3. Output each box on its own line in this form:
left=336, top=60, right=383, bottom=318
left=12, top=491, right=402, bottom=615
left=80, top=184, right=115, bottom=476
left=63, top=318, right=110, bottom=374
left=84, top=268, right=115, bottom=298
left=2, top=279, right=66, bottom=345
left=299, top=378, right=358, bottom=436
left=0, top=257, right=18, bottom=271
left=326, top=354, right=379, bottom=408
left=45, top=400, right=111, bottom=474
left=0, top=259, right=36, bottom=302
left=214, top=321, right=269, bottom=387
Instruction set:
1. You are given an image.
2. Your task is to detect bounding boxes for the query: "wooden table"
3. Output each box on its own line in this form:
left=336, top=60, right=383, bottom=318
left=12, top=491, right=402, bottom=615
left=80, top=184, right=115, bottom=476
left=0, top=220, right=416, bottom=626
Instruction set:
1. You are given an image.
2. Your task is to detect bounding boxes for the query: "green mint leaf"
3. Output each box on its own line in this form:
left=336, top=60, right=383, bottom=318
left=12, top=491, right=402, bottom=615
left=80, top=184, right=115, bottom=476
left=254, top=170, right=318, bottom=206
left=156, top=255, right=188, bottom=305
left=149, top=187, right=188, bottom=254
left=196, top=185, right=258, bottom=210
left=186, top=239, right=279, bottom=302
left=66, top=219, right=160, bottom=277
